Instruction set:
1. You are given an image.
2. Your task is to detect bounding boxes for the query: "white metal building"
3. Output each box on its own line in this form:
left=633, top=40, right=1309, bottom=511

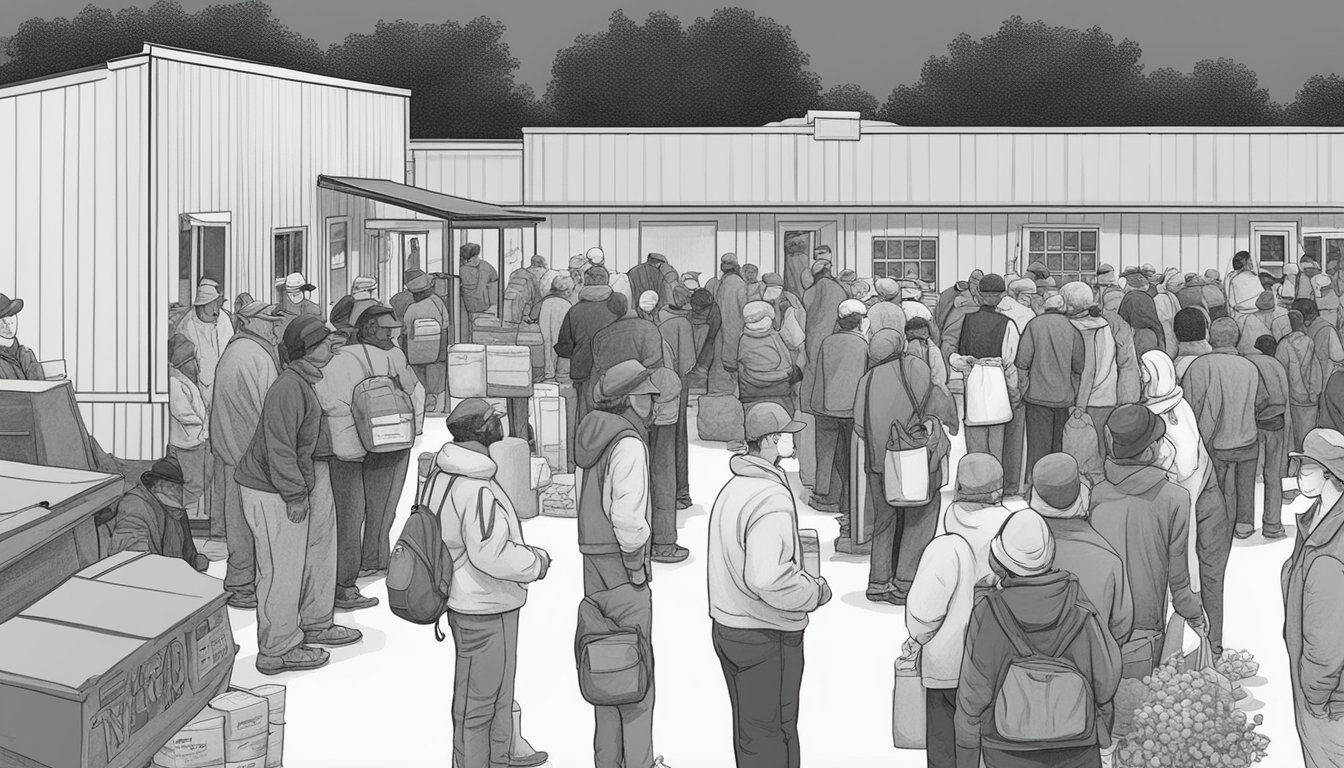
left=0, top=45, right=540, bottom=460
left=411, top=111, right=1344, bottom=293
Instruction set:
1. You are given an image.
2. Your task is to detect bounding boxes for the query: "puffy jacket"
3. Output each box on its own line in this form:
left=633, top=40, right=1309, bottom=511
left=737, top=326, right=797, bottom=389
left=554, top=286, right=620, bottom=381
left=810, top=330, right=869, bottom=418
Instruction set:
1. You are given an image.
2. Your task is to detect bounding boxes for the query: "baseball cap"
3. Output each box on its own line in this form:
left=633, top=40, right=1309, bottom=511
left=445, top=398, right=506, bottom=432
left=744, top=402, right=806, bottom=442
left=594, top=360, right=661, bottom=401
left=349, top=299, right=400, bottom=329
left=1290, top=428, right=1344, bottom=479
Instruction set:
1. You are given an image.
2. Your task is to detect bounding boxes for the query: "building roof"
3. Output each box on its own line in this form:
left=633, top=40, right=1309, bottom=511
left=317, top=175, right=544, bottom=228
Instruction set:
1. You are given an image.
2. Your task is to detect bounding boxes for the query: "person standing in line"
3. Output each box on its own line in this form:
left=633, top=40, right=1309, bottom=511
left=854, top=329, right=956, bottom=605
left=427, top=399, right=551, bottom=768
left=350, top=275, right=379, bottom=303
left=998, top=278, right=1037, bottom=496
left=1154, top=271, right=1184, bottom=358
left=1300, top=299, right=1344, bottom=405
left=742, top=263, right=764, bottom=303
left=1184, top=318, right=1271, bottom=541
left=950, top=274, right=1022, bottom=491
left=174, top=278, right=235, bottom=404
left=800, top=259, right=849, bottom=494
left=1226, top=250, right=1263, bottom=318
left=1119, top=272, right=1166, bottom=357
left=782, top=241, right=812, bottom=300
left=1279, top=310, right=1324, bottom=454
left=273, top=273, right=323, bottom=345
left=1282, top=428, right=1344, bottom=768
left=1015, top=294, right=1086, bottom=491
left=955, top=508, right=1122, bottom=768
left=903, top=454, right=1015, bottom=768
left=713, top=253, right=749, bottom=396
left=939, top=270, right=984, bottom=364
left=210, top=300, right=284, bottom=608
left=389, top=270, right=419, bottom=322
left=629, top=253, right=672, bottom=310
left=807, top=300, right=869, bottom=530
left=235, top=315, right=361, bottom=674
left=1247, top=334, right=1290, bottom=539
left=167, top=334, right=210, bottom=521
left=1061, top=282, right=1123, bottom=453
left=934, top=279, right=970, bottom=335
left=707, top=403, right=830, bottom=768
left=459, top=243, right=500, bottom=342
left=538, top=275, right=574, bottom=382
left=737, top=301, right=803, bottom=416
left=0, top=293, right=43, bottom=380
left=574, top=361, right=664, bottom=768
left=591, top=293, right=665, bottom=388
left=659, top=283, right=698, bottom=510
left=315, top=301, right=425, bottom=608
left=555, top=266, right=621, bottom=431
left=867, top=278, right=908, bottom=335
left=399, top=269, right=452, bottom=413
left=1172, top=307, right=1213, bottom=379
left=503, top=255, right=546, bottom=325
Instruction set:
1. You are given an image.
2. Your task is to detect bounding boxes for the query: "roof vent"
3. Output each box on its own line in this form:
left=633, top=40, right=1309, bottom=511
left=806, top=110, right=861, bottom=141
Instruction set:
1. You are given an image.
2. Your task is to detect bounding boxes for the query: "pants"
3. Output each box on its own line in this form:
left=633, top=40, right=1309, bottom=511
left=412, top=362, right=446, bottom=398
left=448, top=609, right=519, bottom=768
left=1002, top=401, right=1025, bottom=494
left=1211, top=447, right=1258, bottom=535
left=582, top=554, right=656, bottom=768
left=1194, top=472, right=1233, bottom=655
left=240, top=460, right=337, bottom=658
left=867, top=471, right=941, bottom=592
left=1024, top=403, right=1069, bottom=489
left=709, top=335, right=737, bottom=395
left=217, top=457, right=256, bottom=598
left=798, top=409, right=817, bottom=489
left=650, top=424, right=677, bottom=546
left=712, top=623, right=804, bottom=768
left=169, top=443, right=208, bottom=520
left=1292, top=403, right=1320, bottom=452
left=361, top=450, right=411, bottom=572
left=965, top=423, right=1005, bottom=458
left=1259, top=427, right=1286, bottom=533
left=1295, top=697, right=1344, bottom=768
left=926, top=687, right=977, bottom=768
left=575, top=377, right=594, bottom=437
left=675, top=379, right=691, bottom=503
left=812, top=415, right=853, bottom=514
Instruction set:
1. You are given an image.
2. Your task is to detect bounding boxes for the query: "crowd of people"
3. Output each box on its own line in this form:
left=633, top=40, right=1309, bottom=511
left=6, top=238, right=1344, bottom=768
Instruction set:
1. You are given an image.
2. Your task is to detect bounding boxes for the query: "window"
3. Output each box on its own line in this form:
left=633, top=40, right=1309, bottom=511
left=178, top=214, right=229, bottom=304
left=273, top=228, right=306, bottom=281
left=1252, top=222, right=1298, bottom=278
left=328, top=219, right=348, bottom=270
left=1023, top=227, right=1099, bottom=285
left=872, top=237, right=937, bottom=284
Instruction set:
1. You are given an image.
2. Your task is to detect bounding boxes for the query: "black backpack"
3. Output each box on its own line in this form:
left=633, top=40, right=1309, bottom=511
left=387, top=468, right=461, bottom=641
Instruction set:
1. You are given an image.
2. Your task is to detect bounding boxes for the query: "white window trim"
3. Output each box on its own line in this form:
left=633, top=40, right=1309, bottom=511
left=1250, top=221, right=1298, bottom=268
left=272, top=226, right=310, bottom=283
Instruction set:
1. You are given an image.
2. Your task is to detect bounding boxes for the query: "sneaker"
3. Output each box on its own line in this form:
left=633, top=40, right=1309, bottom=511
left=303, top=625, right=363, bottom=647
left=1233, top=525, right=1256, bottom=540
left=508, top=750, right=549, bottom=767
left=1262, top=526, right=1288, bottom=540
left=675, top=498, right=693, bottom=510
left=227, top=591, right=258, bottom=609
left=867, top=590, right=907, bottom=606
left=256, top=645, right=329, bottom=675
left=652, top=545, right=690, bottom=564
left=359, top=568, right=387, bottom=579
left=335, top=587, right=379, bottom=611
left=652, top=758, right=672, bottom=768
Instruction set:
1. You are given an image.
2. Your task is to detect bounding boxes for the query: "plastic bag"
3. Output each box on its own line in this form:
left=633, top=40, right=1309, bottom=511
left=892, top=654, right=926, bottom=749
left=1063, top=407, right=1104, bottom=484
left=964, top=363, right=1011, bottom=426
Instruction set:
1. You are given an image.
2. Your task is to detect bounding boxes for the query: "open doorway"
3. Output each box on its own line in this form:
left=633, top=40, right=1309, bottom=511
left=777, top=220, right=838, bottom=293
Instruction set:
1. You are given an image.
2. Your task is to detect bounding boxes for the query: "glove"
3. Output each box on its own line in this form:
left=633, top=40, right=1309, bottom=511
left=534, top=547, right=551, bottom=580
left=816, top=577, right=832, bottom=607
left=286, top=498, right=309, bottom=524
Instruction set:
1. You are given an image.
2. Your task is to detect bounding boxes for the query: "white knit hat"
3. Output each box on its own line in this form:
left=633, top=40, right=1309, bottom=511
left=638, top=290, right=660, bottom=312
left=990, top=509, right=1056, bottom=577
left=837, top=299, right=868, bottom=318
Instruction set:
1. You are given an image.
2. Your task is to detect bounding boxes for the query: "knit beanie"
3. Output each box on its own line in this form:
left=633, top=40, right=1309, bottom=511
left=1209, top=317, right=1240, bottom=348
left=954, top=453, right=1004, bottom=503
left=991, top=509, right=1056, bottom=577
left=1174, top=307, right=1208, bottom=342
left=875, top=278, right=900, bottom=299
left=1031, top=454, right=1081, bottom=512
left=743, top=301, right=775, bottom=326
left=638, top=290, right=660, bottom=313
left=1256, top=291, right=1276, bottom=311
left=584, top=265, right=610, bottom=286
left=867, top=328, right=906, bottom=365
left=1060, top=282, right=1095, bottom=315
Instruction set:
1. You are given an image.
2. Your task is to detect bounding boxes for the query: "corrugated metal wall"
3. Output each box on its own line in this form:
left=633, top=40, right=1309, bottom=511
left=409, top=142, right=523, bottom=205
left=521, top=130, right=1344, bottom=208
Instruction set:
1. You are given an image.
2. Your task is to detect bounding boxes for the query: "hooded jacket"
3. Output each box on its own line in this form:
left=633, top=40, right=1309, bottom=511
left=854, top=354, right=956, bottom=475
left=906, top=500, right=1016, bottom=689
left=737, top=324, right=799, bottom=397
left=1309, top=316, right=1344, bottom=390
left=628, top=259, right=670, bottom=307
left=1183, top=347, right=1269, bottom=453
left=1277, top=330, right=1323, bottom=407
left=708, top=455, right=824, bottom=632
left=591, top=317, right=665, bottom=384
left=868, top=299, right=908, bottom=336
left=1119, top=289, right=1166, bottom=355
left=173, top=309, right=235, bottom=401
left=1090, top=461, right=1203, bottom=633
left=538, top=293, right=573, bottom=374
left=459, top=258, right=499, bottom=315
left=956, top=570, right=1122, bottom=754
left=0, top=338, right=42, bottom=380
left=426, top=442, right=544, bottom=615
left=1244, top=348, right=1289, bottom=428
left=1142, top=351, right=1210, bottom=493
left=110, top=485, right=206, bottom=571
left=575, top=410, right=651, bottom=581
left=235, top=360, right=331, bottom=503
left=801, top=276, right=849, bottom=409
left=1282, top=494, right=1344, bottom=717
left=715, top=271, right=749, bottom=370
left=211, top=332, right=280, bottom=466
left=1069, top=313, right=1121, bottom=408
left=1015, top=312, right=1086, bottom=408
left=657, top=307, right=697, bottom=376
left=1034, top=486, right=1134, bottom=644
left=169, top=368, right=209, bottom=449
left=554, top=285, right=619, bottom=381
left=315, top=342, right=426, bottom=462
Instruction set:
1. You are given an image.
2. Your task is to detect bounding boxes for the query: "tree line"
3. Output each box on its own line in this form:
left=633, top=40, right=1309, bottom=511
left=3, top=2, right=1342, bottom=138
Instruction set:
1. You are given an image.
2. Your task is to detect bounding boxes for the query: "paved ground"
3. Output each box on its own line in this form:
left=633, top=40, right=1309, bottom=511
left=210, top=406, right=1305, bottom=768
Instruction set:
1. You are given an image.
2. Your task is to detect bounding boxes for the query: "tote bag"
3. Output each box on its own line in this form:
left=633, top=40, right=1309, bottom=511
left=869, top=362, right=935, bottom=505
left=964, top=363, right=1011, bottom=426
left=892, top=653, right=926, bottom=749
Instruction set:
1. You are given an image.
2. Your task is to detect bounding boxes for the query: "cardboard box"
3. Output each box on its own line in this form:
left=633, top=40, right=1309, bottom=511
left=0, top=557, right=234, bottom=768
left=153, top=707, right=225, bottom=768
left=209, top=691, right=269, bottom=742
left=266, top=724, right=284, bottom=768
left=249, top=684, right=286, bottom=725
left=224, top=731, right=268, bottom=761
left=224, top=758, right=266, bottom=768
left=799, top=529, right=821, bottom=578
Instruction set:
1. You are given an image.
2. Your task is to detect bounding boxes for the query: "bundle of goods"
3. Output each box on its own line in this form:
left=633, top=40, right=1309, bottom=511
left=515, top=323, right=546, bottom=380
left=158, top=682, right=286, bottom=768
left=696, top=393, right=744, bottom=443
left=541, top=473, right=577, bottom=517
left=919, top=290, right=940, bottom=313
left=209, top=690, right=271, bottom=768
left=485, top=346, right=534, bottom=398
left=251, top=684, right=287, bottom=768
left=447, top=344, right=487, bottom=399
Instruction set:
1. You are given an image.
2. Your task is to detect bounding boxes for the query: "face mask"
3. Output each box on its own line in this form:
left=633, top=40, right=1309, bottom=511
left=774, top=432, right=796, bottom=460
left=630, top=395, right=654, bottom=423
left=0, top=315, right=15, bottom=340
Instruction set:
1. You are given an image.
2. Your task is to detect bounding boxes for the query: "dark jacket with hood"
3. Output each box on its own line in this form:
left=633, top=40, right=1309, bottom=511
left=657, top=307, right=697, bottom=376
left=554, top=285, right=619, bottom=381
left=109, top=484, right=207, bottom=571
left=1118, top=289, right=1166, bottom=355
left=591, top=317, right=665, bottom=383
left=1282, top=494, right=1344, bottom=718
left=715, top=271, right=749, bottom=371
left=956, top=570, right=1122, bottom=756
left=1089, top=461, right=1202, bottom=633
left=235, top=359, right=331, bottom=502
left=1035, top=486, right=1134, bottom=645
left=575, top=410, right=651, bottom=584
left=629, top=258, right=670, bottom=307
left=0, top=338, right=43, bottom=380
left=689, top=289, right=722, bottom=370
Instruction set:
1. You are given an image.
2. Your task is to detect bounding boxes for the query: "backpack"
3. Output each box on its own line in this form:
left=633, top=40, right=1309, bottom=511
left=387, top=468, right=462, bottom=641
left=575, top=588, right=653, bottom=706
left=985, top=582, right=1098, bottom=750
left=405, top=295, right=448, bottom=365
left=351, top=345, right=416, bottom=453
left=503, top=270, right=539, bottom=324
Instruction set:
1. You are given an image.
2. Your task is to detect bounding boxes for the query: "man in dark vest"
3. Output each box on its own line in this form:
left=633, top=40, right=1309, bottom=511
left=573, top=360, right=663, bottom=768
left=950, top=274, right=1021, bottom=468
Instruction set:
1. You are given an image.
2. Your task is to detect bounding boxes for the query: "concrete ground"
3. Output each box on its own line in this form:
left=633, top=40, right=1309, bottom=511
left=210, top=406, right=1306, bottom=768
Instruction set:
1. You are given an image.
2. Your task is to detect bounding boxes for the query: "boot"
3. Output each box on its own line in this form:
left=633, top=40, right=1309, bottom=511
left=509, top=702, right=548, bottom=766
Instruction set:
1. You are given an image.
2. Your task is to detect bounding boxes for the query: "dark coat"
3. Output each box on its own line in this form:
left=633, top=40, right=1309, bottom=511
left=810, top=330, right=869, bottom=419
left=853, top=355, right=956, bottom=474
left=1045, top=517, right=1134, bottom=644
left=235, top=360, right=329, bottom=503
left=657, top=310, right=697, bottom=376
left=591, top=318, right=665, bottom=384
left=1282, top=495, right=1344, bottom=718
left=1015, top=312, right=1086, bottom=408
left=0, top=338, right=43, bottom=380
left=801, top=276, right=849, bottom=413
left=109, top=485, right=206, bottom=570
left=628, top=259, right=670, bottom=307
left=554, top=286, right=620, bottom=382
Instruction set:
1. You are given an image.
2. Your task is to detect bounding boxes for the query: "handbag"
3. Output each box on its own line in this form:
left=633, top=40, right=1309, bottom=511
left=892, top=652, right=926, bottom=749
left=871, top=360, right=940, bottom=505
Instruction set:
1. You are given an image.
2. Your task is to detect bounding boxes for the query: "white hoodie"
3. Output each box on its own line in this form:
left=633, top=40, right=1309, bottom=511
left=906, top=499, right=1018, bottom=689
left=1141, top=350, right=1208, bottom=591
left=428, top=442, right=545, bottom=615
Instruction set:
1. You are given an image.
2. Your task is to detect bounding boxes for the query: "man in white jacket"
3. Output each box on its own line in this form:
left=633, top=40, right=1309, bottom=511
left=708, top=402, right=831, bottom=768
left=426, top=399, right=551, bottom=768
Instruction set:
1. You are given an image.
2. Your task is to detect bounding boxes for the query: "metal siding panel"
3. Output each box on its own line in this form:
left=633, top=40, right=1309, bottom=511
left=974, top=214, right=992, bottom=272
left=812, top=140, right=831, bottom=203
left=0, top=99, right=12, bottom=302
left=599, top=134, right=616, bottom=204
left=1013, top=135, right=1033, bottom=202
left=1120, top=214, right=1141, bottom=266
left=663, top=135, right=683, bottom=205
left=996, top=135, right=1014, bottom=203
left=1232, top=134, right=1251, bottom=203
left=684, top=134, right=708, bottom=205
left=958, top=135, right=977, bottom=204
left=1137, top=214, right=1161, bottom=266
left=77, top=84, right=97, bottom=387
left=974, top=135, right=995, bottom=203
left=542, top=135, right=564, bottom=204
left=1066, top=134, right=1084, bottom=204
left=62, top=88, right=80, bottom=376
left=1100, top=214, right=1122, bottom=268
left=853, top=213, right=872, bottom=275
left=891, top=135, right=910, bottom=203
left=703, top=135, right=729, bottom=204
left=1307, top=135, right=1321, bottom=206
left=1118, top=135, right=1147, bottom=204
left=1045, top=135, right=1067, bottom=203
left=1031, top=135, right=1051, bottom=204
left=1268, top=134, right=1289, bottom=204
left=613, top=137, right=628, bottom=204
left=928, top=135, right=958, bottom=203
left=1330, top=136, right=1344, bottom=206
left=1288, top=135, right=1308, bottom=204
left=644, top=134, right=662, bottom=205
left=1080, top=134, right=1099, bottom=204
left=1199, top=215, right=1222, bottom=274
left=1249, top=135, right=1271, bottom=203
left=910, top=134, right=930, bottom=203
left=38, top=90, right=65, bottom=361
left=1097, top=135, right=1121, bottom=203
left=1152, top=135, right=1169, bottom=204
left=838, top=141, right=856, bottom=205
left=731, top=134, right=753, bottom=204
left=991, top=213, right=1010, bottom=269
left=1175, top=135, right=1195, bottom=203
left=1162, top=213, right=1182, bottom=265
left=751, top=134, right=769, bottom=203
left=14, top=95, right=40, bottom=375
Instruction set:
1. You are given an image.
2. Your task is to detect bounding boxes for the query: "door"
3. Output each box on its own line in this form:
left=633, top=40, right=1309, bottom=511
left=178, top=215, right=229, bottom=305
left=777, top=221, right=838, bottom=290
left=639, top=221, right=719, bottom=283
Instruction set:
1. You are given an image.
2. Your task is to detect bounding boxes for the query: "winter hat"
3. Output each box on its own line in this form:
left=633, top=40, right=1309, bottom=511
left=811, top=259, right=832, bottom=276
left=1141, top=350, right=1183, bottom=412
left=585, top=246, right=605, bottom=267
left=530, top=254, right=548, bottom=268
left=1256, top=291, right=1276, bottom=311
left=1125, top=273, right=1150, bottom=290
left=743, top=264, right=760, bottom=281
left=991, top=509, right=1056, bottom=577
left=690, top=289, right=715, bottom=310
left=351, top=275, right=378, bottom=293
left=1142, top=263, right=1157, bottom=277
left=867, top=328, right=907, bottom=365
left=1106, top=403, right=1168, bottom=460
left=905, top=316, right=931, bottom=337
left=1040, top=277, right=1059, bottom=290
left=837, top=299, right=868, bottom=318
left=1205, top=268, right=1221, bottom=281
left=404, top=269, right=432, bottom=293
left=1025, top=262, right=1049, bottom=279
left=1096, top=264, right=1117, bottom=283
left=1030, top=453, right=1084, bottom=518
left=168, top=335, right=196, bottom=369
left=978, top=273, right=1007, bottom=295
left=669, top=283, right=692, bottom=308
left=763, top=285, right=784, bottom=302
left=954, top=453, right=1004, bottom=503
left=1174, top=307, right=1208, bottom=342
left=875, top=278, right=900, bottom=299
left=1164, top=271, right=1185, bottom=293
left=1209, top=317, right=1241, bottom=348
left=762, top=272, right=784, bottom=287
left=460, top=243, right=482, bottom=261
left=569, top=254, right=589, bottom=271
left=584, top=265, right=610, bottom=286
left=638, top=290, right=660, bottom=313
left=969, top=269, right=986, bottom=286
left=1009, top=278, right=1037, bottom=296
left=1060, top=282, right=1095, bottom=315
left=721, top=252, right=739, bottom=269
left=1314, top=273, right=1334, bottom=292
left=550, top=274, right=574, bottom=294
left=283, top=315, right=332, bottom=361
left=898, top=280, right=923, bottom=300
left=742, top=301, right=775, bottom=327
left=1043, top=295, right=1065, bottom=312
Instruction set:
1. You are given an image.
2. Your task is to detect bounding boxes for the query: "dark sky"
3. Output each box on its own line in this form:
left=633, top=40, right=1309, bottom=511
left=0, top=0, right=1336, bottom=102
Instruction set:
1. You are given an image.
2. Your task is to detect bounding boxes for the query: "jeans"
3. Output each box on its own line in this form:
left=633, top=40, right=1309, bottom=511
left=1002, top=402, right=1025, bottom=494
left=361, top=449, right=411, bottom=571
left=812, top=415, right=853, bottom=513
left=1292, top=403, right=1320, bottom=452
left=1259, top=427, right=1286, bottom=533
left=712, top=623, right=804, bottom=768
left=583, top=554, right=655, bottom=768
left=1194, top=472, right=1233, bottom=655
left=965, top=423, right=1005, bottom=458
left=798, top=408, right=817, bottom=489
left=1024, top=403, right=1070, bottom=488
left=650, top=424, right=677, bottom=546
left=168, top=443, right=207, bottom=520
left=217, top=457, right=255, bottom=598
left=239, top=460, right=337, bottom=657
left=867, top=471, right=941, bottom=592
left=448, top=609, right=519, bottom=768
left=1211, top=446, right=1258, bottom=536
left=675, top=379, right=691, bottom=503
left=926, top=687, right=977, bottom=768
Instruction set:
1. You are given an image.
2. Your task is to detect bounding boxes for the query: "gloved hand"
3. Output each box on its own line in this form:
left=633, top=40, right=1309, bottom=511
left=286, top=497, right=309, bottom=524
left=816, top=577, right=832, bottom=607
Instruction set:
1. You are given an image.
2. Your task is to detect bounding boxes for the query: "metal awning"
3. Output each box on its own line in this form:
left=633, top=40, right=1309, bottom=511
left=317, top=175, right=544, bottom=229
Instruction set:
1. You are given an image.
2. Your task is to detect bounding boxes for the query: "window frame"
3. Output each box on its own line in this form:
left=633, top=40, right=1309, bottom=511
left=272, top=226, right=309, bottom=282
left=1020, top=224, right=1101, bottom=286
left=326, top=217, right=349, bottom=271
left=1250, top=221, right=1298, bottom=279
left=870, top=236, right=939, bottom=284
